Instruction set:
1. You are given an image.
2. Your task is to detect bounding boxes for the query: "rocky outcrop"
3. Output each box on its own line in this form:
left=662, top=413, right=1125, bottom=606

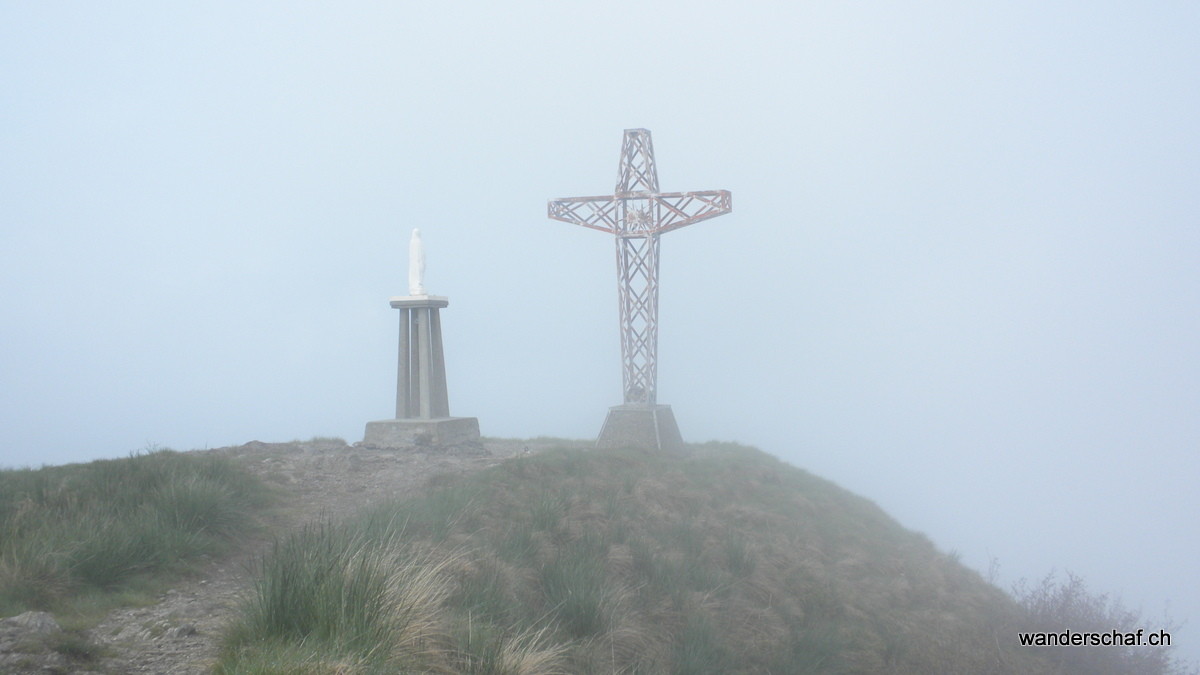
left=0, top=610, right=101, bottom=674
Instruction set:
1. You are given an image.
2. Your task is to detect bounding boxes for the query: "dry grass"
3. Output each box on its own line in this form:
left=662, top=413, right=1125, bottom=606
left=217, top=523, right=459, bottom=673
left=219, top=440, right=1193, bottom=673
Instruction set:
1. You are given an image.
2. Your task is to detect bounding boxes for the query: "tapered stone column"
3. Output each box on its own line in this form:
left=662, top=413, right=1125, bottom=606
left=392, top=296, right=450, bottom=419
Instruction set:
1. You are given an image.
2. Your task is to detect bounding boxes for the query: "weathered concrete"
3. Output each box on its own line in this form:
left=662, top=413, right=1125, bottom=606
left=362, top=417, right=481, bottom=448
left=389, top=295, right=451, bottom=420
left=596, top=404, right=684, bottom=453
left=389, top=295, right=449, bottom=310
left=361, top=293, right=481, bottom=449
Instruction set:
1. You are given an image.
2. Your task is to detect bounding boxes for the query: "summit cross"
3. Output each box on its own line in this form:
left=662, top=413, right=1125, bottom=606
left=548, top=128, right=732, bottom=407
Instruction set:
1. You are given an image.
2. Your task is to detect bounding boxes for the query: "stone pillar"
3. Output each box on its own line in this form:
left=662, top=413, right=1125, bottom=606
left=362, top=294, right=480, bottom=449
left=393, top=297, right=451, bottom=418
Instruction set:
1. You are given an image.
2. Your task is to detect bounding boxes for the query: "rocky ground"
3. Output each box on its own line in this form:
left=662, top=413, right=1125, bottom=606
left=0, top=436, right=586, bottom=675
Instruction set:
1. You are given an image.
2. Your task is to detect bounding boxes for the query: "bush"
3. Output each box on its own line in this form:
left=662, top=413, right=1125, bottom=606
left=1012, top=570, right=1197, bottom=675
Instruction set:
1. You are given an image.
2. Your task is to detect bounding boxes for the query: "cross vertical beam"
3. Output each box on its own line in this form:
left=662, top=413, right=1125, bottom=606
left=548, top=128, right=732, bottom=410
left=614, top=233, right=660, bottom=403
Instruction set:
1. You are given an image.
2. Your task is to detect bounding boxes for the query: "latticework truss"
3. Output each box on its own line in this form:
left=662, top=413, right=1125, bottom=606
left=548, top=128, right=732, bottom=405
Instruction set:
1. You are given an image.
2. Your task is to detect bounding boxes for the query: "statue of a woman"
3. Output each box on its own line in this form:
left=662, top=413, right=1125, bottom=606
left=408, top=228, right=426, bottom=296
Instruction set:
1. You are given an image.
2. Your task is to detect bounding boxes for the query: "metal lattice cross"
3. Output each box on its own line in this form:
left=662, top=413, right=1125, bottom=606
left=548, top=129, right=732, bottom=405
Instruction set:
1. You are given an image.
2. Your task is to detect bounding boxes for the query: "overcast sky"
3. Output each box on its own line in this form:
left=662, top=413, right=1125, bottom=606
left=2, top=0, right=1197, bottom=661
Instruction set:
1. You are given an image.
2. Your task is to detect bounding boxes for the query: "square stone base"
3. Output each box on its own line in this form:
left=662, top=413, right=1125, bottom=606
left=596, top=404, right=684, bottom=453
left=362, top=417, right=480, bottom=449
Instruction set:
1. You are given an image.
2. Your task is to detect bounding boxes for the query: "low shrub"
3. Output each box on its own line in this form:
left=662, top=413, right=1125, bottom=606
left=1011, top=570, right=1197, bottom=675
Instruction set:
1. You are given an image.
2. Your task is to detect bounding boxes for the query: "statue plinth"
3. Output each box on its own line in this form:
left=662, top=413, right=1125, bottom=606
left=362, top=416, right=480, bottom=449
left=361, top=284, right=479, bottom=449
left=389, top=295, right=448, bottom=309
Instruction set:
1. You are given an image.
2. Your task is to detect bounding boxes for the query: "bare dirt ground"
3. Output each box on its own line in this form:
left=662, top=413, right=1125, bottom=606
left=69, top=436, right=584, bottom=675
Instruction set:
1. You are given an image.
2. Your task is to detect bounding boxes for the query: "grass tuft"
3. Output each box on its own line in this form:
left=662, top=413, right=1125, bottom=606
left=0, top=448, right=269, bottom=618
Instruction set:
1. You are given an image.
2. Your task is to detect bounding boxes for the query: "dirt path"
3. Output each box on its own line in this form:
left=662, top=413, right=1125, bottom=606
left=83, top=437, right=575, bottom=674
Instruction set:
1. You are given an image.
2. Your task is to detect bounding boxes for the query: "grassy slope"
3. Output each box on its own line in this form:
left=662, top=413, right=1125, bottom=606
left=0, top=449, right=270, bottom=623
left=219, top=442, right=1063, bottom=674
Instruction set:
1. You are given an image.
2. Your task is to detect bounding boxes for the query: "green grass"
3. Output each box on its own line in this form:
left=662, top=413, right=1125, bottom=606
left=0, top=448, right=270, bottom=620
left=538, top=533, right=615, bottom=639
left=219, top=440, right=1196, bottom=674
left=217, top=522, right=451, bottom=674
left=216, top=514, right=567, bottom=673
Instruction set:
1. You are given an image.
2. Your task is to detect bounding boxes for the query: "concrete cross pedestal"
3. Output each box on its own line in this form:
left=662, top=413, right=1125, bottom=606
left=596, top=404, right=684, bottom=453
left=362, top=231, right=479, bottom=448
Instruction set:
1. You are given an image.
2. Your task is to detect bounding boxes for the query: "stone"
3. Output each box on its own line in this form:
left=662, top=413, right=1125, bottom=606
left=166, top=623, right=198, bottom=639
left=596, top=404, right=684, bottom=453
left=0, top=611, right=63, bottom=672
left=0, top=611, right=60, bottom=637
left=362, top=417, right=480, bottom=449
left=389, top=296, right=451, bottom=419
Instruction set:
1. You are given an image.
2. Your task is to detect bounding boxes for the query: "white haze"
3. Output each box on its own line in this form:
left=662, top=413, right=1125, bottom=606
left=2, top=0, right=1197, bottom=662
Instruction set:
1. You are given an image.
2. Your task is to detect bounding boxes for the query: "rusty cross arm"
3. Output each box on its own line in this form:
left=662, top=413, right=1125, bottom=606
left=547, top=189, right=732, bottom=236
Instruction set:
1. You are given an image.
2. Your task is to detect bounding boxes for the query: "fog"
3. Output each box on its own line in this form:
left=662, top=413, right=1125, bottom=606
left=2, top=0, right=1197, bottom=662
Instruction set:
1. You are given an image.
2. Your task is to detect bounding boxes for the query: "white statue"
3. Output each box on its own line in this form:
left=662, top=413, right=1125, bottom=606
left=408, top=228, right=426, bottom=296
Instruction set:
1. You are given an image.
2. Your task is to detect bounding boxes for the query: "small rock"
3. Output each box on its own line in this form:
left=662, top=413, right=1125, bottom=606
left=0, top=611, right=60, bottom=636
left=166, top=624, right=198, bottom=639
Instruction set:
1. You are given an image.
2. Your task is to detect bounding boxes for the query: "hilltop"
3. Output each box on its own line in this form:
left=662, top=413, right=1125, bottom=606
left=214, top=441, right=1060, bottom=674
left=1, top=438, right=1190, bottom=674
